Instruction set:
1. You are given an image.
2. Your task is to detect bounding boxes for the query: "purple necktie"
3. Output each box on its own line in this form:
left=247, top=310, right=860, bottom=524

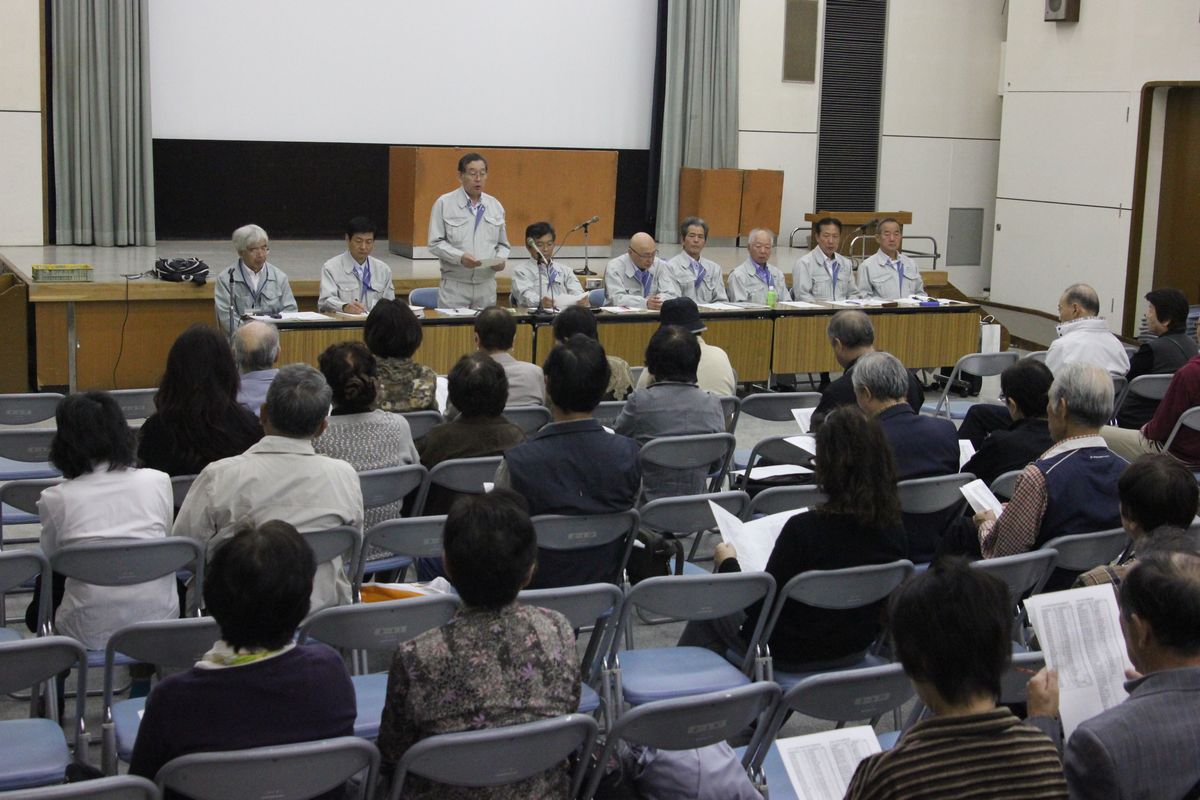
left=353, top=261, right=372, bottom=301
left=827, top=258, right=840, bottom=296
left=691, top=259, right=706, bottom=289
left=893, top=260, right=903, bottom=295
left=636, top=268, right=653, bottom=296
left=754, top=262, right=772, bottom=288
left=471, top=201, right=485, bottom=229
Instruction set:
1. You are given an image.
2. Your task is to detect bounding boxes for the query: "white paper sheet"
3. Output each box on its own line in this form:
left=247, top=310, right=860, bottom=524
left=791, top=408, right=815, bottom=433
left=775, top=300, right=826, bottom=310
left=1024, top=584, right=1134, bottom=738
left=435, top=376, right=448, bottom=414
left=334, top=310, right=368, bottom=319
left=698, top=302, right=746, bottom=311
left=434, top=308, right=479, bottom=316
left=958, top=439, right=976, bottom=469
left=784, top=435, right=817, bottom=456
left=477, top=257, right=505, bottom=268
left=708, top=501, right=796, bottom=573
left=959, top=478, right=1003, bottom=517
left=599, top=306, right=652, bottom=314
left=728, top=464, right=813, bottom=480
left=776, top=726, right=881, bottom=800
left=248, top=311, right=331, bottom=322
left=408, top=305, right=426, bottom=317
left=553, top=294, right=587, bottom=310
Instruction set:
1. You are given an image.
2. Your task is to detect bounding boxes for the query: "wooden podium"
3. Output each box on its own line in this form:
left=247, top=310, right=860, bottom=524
left=803, top=211, right=912, bottom=257
left=677, top=167, right=784, bottom=239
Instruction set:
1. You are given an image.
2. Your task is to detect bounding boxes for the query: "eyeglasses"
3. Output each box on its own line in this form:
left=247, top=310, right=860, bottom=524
left=629, top=248, right=658, bottom=259
left=463, top=170, right=487, bottom=179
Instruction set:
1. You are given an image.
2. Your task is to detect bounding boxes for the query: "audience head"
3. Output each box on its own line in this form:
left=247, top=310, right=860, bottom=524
left=543, top=335, right=610, bottom=415
left=232, top=321, right=280, bottom=373
left=1000, top=357, right=1054, bottom=420
left=158, top=324, right=242, bottom=416
left=680, top=216, right=708, bottom=259
left=1057, top=283, right=1101, bottom=321
left=344, top=216, right=377, bottom=263
left=644, top=325, right=701, bottom=384
left=458, top=152, right=488, bottom=198
left=1120, top=552, right=1200, bottom=669
left=263, top=363, right=332, bottom=438
left=318, top=341, right=378, bottom=415
left=628, top=232, right=658, bottom=272
left=364, top=298, right=424, bottom=360
left=658, top=297, right=706, bottom=334
left=814, top=217, right=843, bottom=257
left=1118, top=455, right=1199, bottom=537
left=525, top=221, right=555, bottom=263
left=553, top=305, right=599, bottom=342
left=50, top=392, right=135, bottom=479
left=204, top=520, right=315, bottom=651
left=1046, top=361, right=1113, bottom=438
left=814, top=406, right=901, bottom=530
left=1144, top=288, right=1190, bottom=336
left=232, top=224, right=270, bottom=270
left=448, top=352, right=508, bottom=418
left=442, top=489, right=537, bottom=610
left=852, top=351, right=910, bottom=413
left=747, top=228, right=774, bottom=266
left=876, top=218, right=902, bottom=257
left=826, top=310, right=875, bottom=367
left=890, top=558, right=1012, bottom=710
left=474, top=306, right=517, bottom=352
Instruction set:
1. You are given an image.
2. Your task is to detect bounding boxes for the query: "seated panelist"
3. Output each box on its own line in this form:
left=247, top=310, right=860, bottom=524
left=510, top=221, right=588, bottom=310
left=318, top=216, right=395, bottom=314
left=214, top=224, right=298, bottom=338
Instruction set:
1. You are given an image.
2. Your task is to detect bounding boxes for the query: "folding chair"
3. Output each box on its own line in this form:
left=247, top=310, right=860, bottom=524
left=733, top=392, right=822, bottom=469
left=747, top=485, right=828, bottom=518
left=639, top=490, right=750, bottom=563
left=971, top=549, right=1058, bottom=648
left=399, top=410, right=443, bottom=441
left=0, top=636, right=89, bottom=790
left=0, top=548, right=51, bottom=638
left=527, top=509, right=640, bottom=590
left=581, top=683, right=780, bottom=800
left=168, top=475, right=197, bottom=511
left=1039, top=528, right=1129, bottom=588
left=408, top=287, right=439, bottom=308
left=922, top=352, right=1019, bottom=420
left=0, top=478, right=60, bottom=547
left=609, top=572, right=776, bottom=717
left=297, top=594, right=461, bottom=739
left=0, top=775, right=160, bottom=799
left=593, top=400, right=626, bottom=428
left=638, top=432, right=735, bottom=499
left=356, top=465, right=428, bottom=576
left=299, top=526, right=362, bottom=602
left=503, top=405, right=552, bottom=435
left=355, top=515, right=445, bottom=591
left=1113, top=373, right=1173, bottom=423
left=989, top=469, right=1024, bottom=502
left=896, top=473, right=974, bottom=563
left=1164, top=406, right=1200, bottom=455
left=518, top=583, right=623, bottom=716
left=412, top=456, right=503, bottom=515
left=1027, top=350, right=1048, bottom=363
left=109, top=389, right=157, bottom=422
left=629, top=365, right=644, bottom=385
left=719, top=394, right=741, bottom=432
left=101, top=617, right=223, bottom=774
left=0, top=429, right=59, bottom=481
left=732, top=435, right=816, bottom=492
left=391, top=714, right=597, bottom=800
left=760, top=560, right=915, bottom=691
left=155, top=736, right=379, bottom=800
left=0, top=393, right=63, bottom=426
left=588, top=287, right=606, bottom=307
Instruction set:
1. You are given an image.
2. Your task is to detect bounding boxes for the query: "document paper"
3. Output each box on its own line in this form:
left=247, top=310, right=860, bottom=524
left=708, top=501, right=796, bottom=573
left=775, top=726, right=881, bottom=800
left=959, top=478, right=1003, bottom=518
left=1024, top=584, right=1134, bottom=738
left=792, top=408, right=815, bottom=433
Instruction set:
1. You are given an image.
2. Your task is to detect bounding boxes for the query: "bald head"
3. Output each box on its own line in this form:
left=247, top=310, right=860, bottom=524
left=1058, top=283, right=1101, bottom=322
left=628, top=232, right=658, bottom=271
left=233, top=321, right=280, bottom=373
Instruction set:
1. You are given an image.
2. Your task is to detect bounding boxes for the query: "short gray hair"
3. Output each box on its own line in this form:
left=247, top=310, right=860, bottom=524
left=827, top=310, right=875, bottom=348
left=233, top=321, right=280, bottom=372
left=232, top=224, right=269, bottom=254
left=747, top=228, right=775, bottom=245
left=679, top=216, right=708, bottom=239
left=1049, top=361, right=1113, bottom=428
left=851, top=351, right=909, bottom=401
left=264, top=363, right=331, bottom=437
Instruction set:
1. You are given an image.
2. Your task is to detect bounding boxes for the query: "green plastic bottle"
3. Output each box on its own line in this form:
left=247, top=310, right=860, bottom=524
left=766, top=287, right=778, bottom=308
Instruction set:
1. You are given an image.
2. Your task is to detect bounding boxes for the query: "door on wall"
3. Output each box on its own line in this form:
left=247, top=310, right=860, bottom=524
left=1153, top=87, right=1200, bottom=304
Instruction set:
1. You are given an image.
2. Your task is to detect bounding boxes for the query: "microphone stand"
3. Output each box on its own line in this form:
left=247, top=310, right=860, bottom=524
left=574, top=219, right=596, bottom=277
left=532, top=249, right=552, bottom=318
left=228, top=268, right=238, bottom=339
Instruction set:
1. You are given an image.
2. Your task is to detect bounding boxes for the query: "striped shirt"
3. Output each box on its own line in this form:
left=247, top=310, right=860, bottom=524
left=844, top=708, right=1066, bottom=799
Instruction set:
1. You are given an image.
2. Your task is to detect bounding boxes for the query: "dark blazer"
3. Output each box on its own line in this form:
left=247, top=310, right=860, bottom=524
left=811, top=356, right=925, bottom=430
left=961, top=417, right=1054, bottom=488
left=1120, top=332, right=1199, bottom=429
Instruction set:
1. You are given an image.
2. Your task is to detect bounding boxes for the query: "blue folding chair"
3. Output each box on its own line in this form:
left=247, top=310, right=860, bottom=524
left=0, top=394, right=63, bottom=427
left=1, top=478, right=63, bottom=548
left=355, top=515, right=445, bottom=590
left=0, top=548, right=51, bottom=638
left=0, top=774, right=160, bottom=799
left=408, top=287, right=439, bottom=308
left=0, top=429, right=59, bottom=482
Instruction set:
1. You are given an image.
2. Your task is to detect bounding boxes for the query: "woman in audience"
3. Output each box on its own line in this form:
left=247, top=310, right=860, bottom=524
left=378, top=490, right=578, bottom=798
left=364, top=298, right=438, bottom=413
left=314, top=340, right=419, bottom=528
left=137, top=324, right=263, bottom=476
left=34, top=392, right=178, bottom=650
left=554, top=305, right=634, bottom=401
left=680, top=406, right=907, bottom=669
left=129, top=521, right=355, bottom=784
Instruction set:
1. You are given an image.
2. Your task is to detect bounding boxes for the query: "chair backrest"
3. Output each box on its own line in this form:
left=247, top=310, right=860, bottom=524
left=896, top=473, right=974, bottom=514
left=0, top=775, right=160, bottom=799
left=1026, top=350, right=1048, bottom=363
left=356, top=515, right=446, bottom=587
left=0, top=477, right=61, bottom=516
left=588, top=287, right=606, bottom=307
left=970, top=549, right=1058, bottom=608
left=0, top=428, right=57, bottom=464
left=0, top=548, right=51, bottom=633
left=999, top=651, right=1046, bottom=705
left=51, top=538, right=203, bottom=590
left=169, top=474, right=197, bottom=510
left=593, top=400, right=626, bottom=428
left=299, top=526, right=361, bottom=587
left=156, top=736, right=379, bottom=800
left=519, top=583, right=623, bottom=681
left=400, top=410, right=444, bottom=441
left=531, top=510, right=640, bottom=587
left=748, top=484, right=828, bottom=517
left=392, top=714, right=597, bottom=800
left=358, top=464, right=428, bottom=512
left=989, top=469, right=1024, bottom=502
left=503, top=405, right=552, bottom=435
left=638, top=491, right=750, bottom=536
left=0, top=635, right=87, bottom=748
left=718, top=395, right=741, bottom=431
left=1117, top=372, right=1173, bottom=411
left=930, top=351, right=1020, bottom=419
left=765, top=560, right=914, bottom=644
left=1164, top=406, right=1200, bottom=454
left=1110, top=374, right=1128, bottom=405
left=0, top=393, right=63, bottom=426
left=639, top=432, right=736, bottom=493
left=104, top=617, right=222, bottom=708
left=415, top=456, right=503, bottom=513
left=738, top=391, right=822, bottom=422
left=109, top=388, right=157, bottom=421
left=409, top=287, right=439, bottom=308
left=1039, top=528, right=1129, bottom=573
left=740, top=434, right=816, bottom=479
left=298, top=593, right=461, bottom=654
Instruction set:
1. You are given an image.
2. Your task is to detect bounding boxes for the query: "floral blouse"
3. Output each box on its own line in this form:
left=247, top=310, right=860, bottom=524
left=375, top=356, right=438, bottom=413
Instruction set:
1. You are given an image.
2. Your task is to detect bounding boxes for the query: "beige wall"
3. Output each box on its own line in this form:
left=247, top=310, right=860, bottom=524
left=0, top=0, right=44, bottom=245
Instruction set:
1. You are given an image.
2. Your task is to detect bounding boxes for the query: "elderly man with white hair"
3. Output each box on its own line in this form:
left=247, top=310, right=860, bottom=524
left=974, top=361, right=1128, bottom=566
left=233, top=321, right=280, bottom=416
left=214, top=223, right=298, bottom=337
left=726, top=228, right=791, bottom=305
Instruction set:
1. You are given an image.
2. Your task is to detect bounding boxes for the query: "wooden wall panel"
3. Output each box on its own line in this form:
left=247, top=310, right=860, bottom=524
left=739, top=170, right=784, bottom=238
left=0, top=275, right=29, bottom=392
left=677, top=167, right=743, bottom=237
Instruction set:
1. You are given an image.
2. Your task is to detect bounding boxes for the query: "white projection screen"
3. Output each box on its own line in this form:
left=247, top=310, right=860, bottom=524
left=148, top=0, right=658, bottom=150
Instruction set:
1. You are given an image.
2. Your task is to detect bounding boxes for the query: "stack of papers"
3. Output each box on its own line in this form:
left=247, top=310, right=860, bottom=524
left=728, top=464, right=813, bottom=480
left=708, top=501, right=797, bottom=573
left=785, top=435, right=817, bottom=456
left=435, top=308, right=478, bottom=317
left=698, top=302, right=746, bottom=311
left=958, top=439, right=976, bottom=469
left=959, top=478, right=1003, bottom=517
left=792, top=408, right=815, bottom=433
left=600, top=306, right=652, bottom=314
left=775, top=726, right=881, bottom=800
left=776, top=300, right=826, bottom=310
left=248, top=311, right=331, bottom=323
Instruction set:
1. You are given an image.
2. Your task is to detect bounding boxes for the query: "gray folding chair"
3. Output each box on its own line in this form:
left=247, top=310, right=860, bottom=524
left=971, top=549, right=1058, bottom=647
left=412, top=456, right=503, bottom=515
left=0, top=636, right=89, bottom=791
left=1164, top=406, right=1200, bottom=455
left=609, top=572, right=776, bottom=719
left=356, top=515, right=445, bottom=590
left=0, top=428, right=59, bottom=481
left=1113, top=373, right=1173, bottom=423
left=109, top=389, right=157, bottom=422
left=733, top=392, right=822, bottom=470
left=1027, top=350, right=1048, bottom=363
left=593, top=400, right=626, bottom=428
left=298, top=594, right=461, bottom=739
left=896, top=474, right=974, bottom=514
left=747, top=485, right=828, bottom=518
left=581, top=683, right=780, bottom=800
left=102, top=617, right=223, bottom=774
left=760, top=560, right=915, bottom=691
left=358, top=464, right=428, bottom=522
left=392, top=714, right=596, bottom=800
left=0, top=393, right=63, bottom=426
left=0, top=775, right=160, bottom=799
left=299, top=526, right=362, bottom=601
left=168, top=474, right=197, bottom=511
left=399, top=410, right=443, bottom=441
left=733, top=434, right=816, bottom=491
left=0, top=548, right=51, bottom=637
left=719, top=394, right=741, bottom=432
left=1110, top=374, right=1128, bottom=407
left=922, top=351, right=1020, bottom=420
left=1, top=478, right=60, bottom=547
left=989, top=469, right=1024, bottom=502
left=155, top=736, right=379, bottom=800
left=528, top=509, right=641, bottom=589
left=629, top=365, right=645, bottom=385
left=518, top=583, right=623, bottom=717
left=503, top=405, right=552, bottom=435
left=1039, top=528, right=1129, bottom=577
left=639, top=490, right=750, bottom=563
left=638, top=432, right=736, bottom=497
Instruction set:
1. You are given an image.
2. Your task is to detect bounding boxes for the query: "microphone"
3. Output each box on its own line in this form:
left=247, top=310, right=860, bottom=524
left=851, top=217, right=879, bottom=233
left=527, top=237, right=550, bottom=315
left=228, top=267, right=238, bottom=338
left=570, top=215, right=601, bottom=233
left=526, top=237, right=545, bottom=266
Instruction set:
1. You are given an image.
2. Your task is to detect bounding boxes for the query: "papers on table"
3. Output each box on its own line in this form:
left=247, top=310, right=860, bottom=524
left=728, top=464, right=813, bottom=480
left=792, top=407, right=815, bottom=433
left=408, top=305, right=425, bottom=317
left=247, top=311, right=331, bottom=322
left=959, top=439, right=976, bottom=469
left=435, top=308, right=478, bottom=317
left=698, top=302, right=746, bottom=311
left=555, top=294, right=587, bottom=310
left=708, top=501, right=796, bottom=573
left=959, top=478, right=1003, bottom=517
left=334, top=310, right=368, bottom=319
left=600, top=306, right=652, bottom=314
left=785, top=435, right=818, bottom=456
left=776, top=726, right=881, bottom=800
left=477, top=257, right=505, bottom=269
left=1024, top=584, right=1134, bottom=738
left=775, top=300, right=825, bottom=310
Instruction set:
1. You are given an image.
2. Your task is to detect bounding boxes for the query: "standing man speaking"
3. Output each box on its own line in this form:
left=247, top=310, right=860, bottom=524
left=428, top=152, right=510, bottom=309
